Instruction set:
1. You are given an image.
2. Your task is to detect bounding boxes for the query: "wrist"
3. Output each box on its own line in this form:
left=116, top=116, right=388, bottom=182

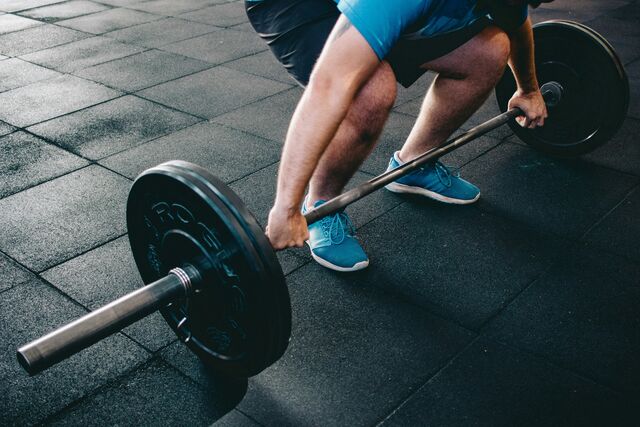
left=517, top=79, right=540, bottom=94
left=516, top=86, right=541, bottom=98
left=272, top=198, right=302, bottom=216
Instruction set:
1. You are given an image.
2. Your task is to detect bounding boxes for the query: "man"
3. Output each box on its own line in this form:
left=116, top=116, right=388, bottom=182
left=245, top=0, right=551, bottom=271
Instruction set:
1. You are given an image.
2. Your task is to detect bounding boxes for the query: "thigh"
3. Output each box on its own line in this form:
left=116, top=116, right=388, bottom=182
left=421, top=25, right=510, bottom=78
left=245, top=0, right=340, bottom=86
left=387, top=18, right=491, bottom=87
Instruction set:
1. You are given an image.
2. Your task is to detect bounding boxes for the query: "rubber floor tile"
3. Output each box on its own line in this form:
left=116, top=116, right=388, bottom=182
left=20, top=35, right=145, bottom=73
left=0, top=278, right=150, bottom=425
left=19, top=0, right=109, bottom=22
left=0, top=131, right=88, bottom=199
left=137, top=66, right=291, bottom=119
left=160, top=28, right=266, bottom=65
left=0, top=74, right=121, bottom=128
left=0, top=58, right=61, bottom=93
left=355, top=202, right=570, bottom=329
left=0, top=252, right=33, bottom=292
left=57, top=7, right=161, bottom=35
left=0, top=165, right=130, bottom=271
left=179, top=1, right=247, bottom=27
left=214, top=410, right=261, bottom=427
left=75, top=49, right=212, bottom=92
left=583, top=117, right=640, bottom=177
left=461, top=142, right=638, bottom=240
left=129, top=0, right=231, bottom=16
left=212, top=87, right=302, bottom=144
left=0, top=24, right=88, bottom=56
left=382, top=337, right=633, bottom=427
left=28, top=95, right=201, bottom=160
left=0, top=0, right=66, bottom=13
left=484, top=248, right=640, bottom=393
left=0, top=14, right=42, bottom=35
left=45, top=360, right=229, bottom=425
left=104, top=17, right=219, bottom=48
left=224, top=50, right=296, bottom=85
left=0, top=121, right=15, bottom=136
left=100, top=121, right=281, bottom=182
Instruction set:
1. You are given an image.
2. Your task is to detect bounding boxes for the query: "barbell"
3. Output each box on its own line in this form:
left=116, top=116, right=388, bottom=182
left=17, top=20, right=629, bottom=378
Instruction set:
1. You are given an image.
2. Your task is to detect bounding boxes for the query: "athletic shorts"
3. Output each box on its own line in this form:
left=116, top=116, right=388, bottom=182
left=245, top=0, right=492, bottom=88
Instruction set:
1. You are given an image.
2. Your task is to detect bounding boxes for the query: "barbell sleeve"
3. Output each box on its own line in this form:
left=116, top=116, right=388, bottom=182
left=17, top=266, right=198, bottom=376
left=304, top=82, right=562, bottom=225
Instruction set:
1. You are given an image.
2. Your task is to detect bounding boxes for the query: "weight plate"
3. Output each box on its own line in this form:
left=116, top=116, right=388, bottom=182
left=127, top=161, right=291, bottom=377
left=166, top=161, right=292, bottom=370
left=495, top=20, right=629, bottom=157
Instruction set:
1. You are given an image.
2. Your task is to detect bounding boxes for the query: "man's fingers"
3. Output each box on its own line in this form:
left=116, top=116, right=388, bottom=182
left=518, top=112, right=547, bottom=129
left=268, top=238, right=306, bottom=250
left=517, top=115, right=533, bottom=128
left=528, top=116, right=544, bottom=129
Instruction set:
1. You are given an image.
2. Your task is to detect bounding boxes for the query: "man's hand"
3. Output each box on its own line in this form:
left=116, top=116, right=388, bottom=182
left=266, top=206, right=309, bottom=250
left=508, top=89, right=548, bottom=128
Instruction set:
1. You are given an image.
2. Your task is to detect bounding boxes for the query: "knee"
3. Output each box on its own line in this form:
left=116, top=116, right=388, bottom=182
left=490, top=29, right=511, bottom=69
left=358, top=62, right=397, bottom=112
left=478, top=28, right=511, bottom=77
left=347, top=62, right=397, bottom=142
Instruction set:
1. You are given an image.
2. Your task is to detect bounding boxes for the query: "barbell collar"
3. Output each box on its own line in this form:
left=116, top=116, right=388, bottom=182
left=17, top=266, right=199, bottom=376
left=539, top=81, right=564, bottom=108
left=303, top=83, right=560, bottom=225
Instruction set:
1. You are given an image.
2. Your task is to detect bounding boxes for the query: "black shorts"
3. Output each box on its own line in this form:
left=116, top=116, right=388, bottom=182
left=245, top=0, right=491, bottom=87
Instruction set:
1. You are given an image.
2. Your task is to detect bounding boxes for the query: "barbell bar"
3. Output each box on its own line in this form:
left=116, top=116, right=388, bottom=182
left=18, top=267, right=199, bottom=375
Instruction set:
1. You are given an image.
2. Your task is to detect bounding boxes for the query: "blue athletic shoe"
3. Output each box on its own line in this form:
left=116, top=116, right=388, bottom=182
left=384, top=151, right=480, bottom=204
left=302, top=198, right=369, bottom=272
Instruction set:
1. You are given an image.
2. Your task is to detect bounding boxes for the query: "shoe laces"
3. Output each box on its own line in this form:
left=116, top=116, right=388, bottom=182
left=320, top=211, right=355, bottom=245
left=420, top=161, right=459, bottom=188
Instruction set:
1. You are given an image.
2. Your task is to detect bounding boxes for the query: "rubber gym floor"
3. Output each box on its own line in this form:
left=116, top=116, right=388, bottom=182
left=1, top=1, right=639, bottom=425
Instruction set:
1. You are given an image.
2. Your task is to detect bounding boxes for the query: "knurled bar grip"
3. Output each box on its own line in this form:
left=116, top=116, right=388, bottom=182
left=17, top=267, right=195, bottom=376
left=304, top=82, right=562, bottom=225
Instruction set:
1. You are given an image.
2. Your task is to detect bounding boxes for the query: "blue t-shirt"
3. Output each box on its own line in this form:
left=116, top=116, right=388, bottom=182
left=336, top=0, right=528, bottom=59
left=247, top=0, right=528, bottom=60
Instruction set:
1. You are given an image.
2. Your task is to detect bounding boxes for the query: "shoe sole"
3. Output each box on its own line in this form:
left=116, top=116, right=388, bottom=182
left=305, top=241, right=370, bottom=272
left=384, top=182, right=480, bottom=205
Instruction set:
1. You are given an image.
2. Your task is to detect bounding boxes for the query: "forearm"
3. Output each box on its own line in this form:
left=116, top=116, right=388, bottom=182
left=507, top=18, right=539, bottom=93
left=506, top=18, right=548, bottom=129
left=274, top=77, right=360, bottom=212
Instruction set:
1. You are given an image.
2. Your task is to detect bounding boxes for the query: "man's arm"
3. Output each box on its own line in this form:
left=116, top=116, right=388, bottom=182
left=508, top=17, right=539, bottom=92
left=267, top=15, right=380, bottom=249
left=506, top=17, right=548, bottom=128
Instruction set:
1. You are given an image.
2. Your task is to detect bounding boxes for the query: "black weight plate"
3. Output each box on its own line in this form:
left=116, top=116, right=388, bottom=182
left=496, top=20, right=629, bottom=157
left=165, top=161, right=292, bottom=368
left=127, top=161, right=291, bottom=377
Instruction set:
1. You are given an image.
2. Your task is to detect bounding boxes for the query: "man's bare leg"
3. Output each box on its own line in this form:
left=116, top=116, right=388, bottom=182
left=306, top=61, right=396, bottom=206
left=399, top=26, right=511, bottom=162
